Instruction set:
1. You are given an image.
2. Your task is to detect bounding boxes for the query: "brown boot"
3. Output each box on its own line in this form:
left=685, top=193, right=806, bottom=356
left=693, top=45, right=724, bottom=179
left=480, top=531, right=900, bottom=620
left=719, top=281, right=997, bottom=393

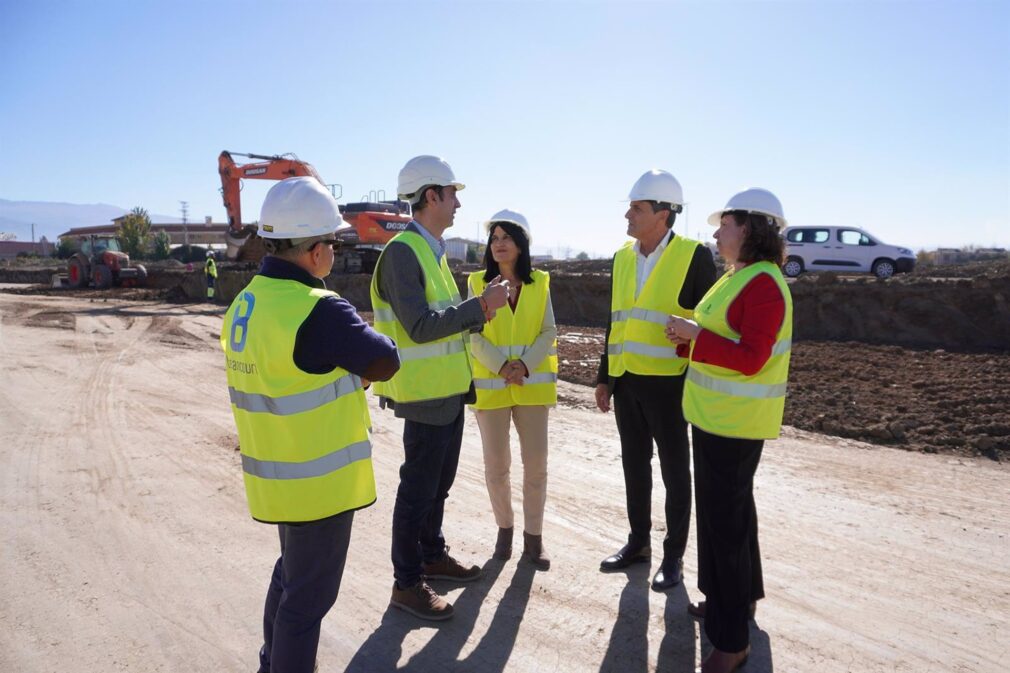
left=389, top=581, right=454, bottom=621
left=493, top=526, right=513, bottom=560
left=521, top=531, right=550, bottom=570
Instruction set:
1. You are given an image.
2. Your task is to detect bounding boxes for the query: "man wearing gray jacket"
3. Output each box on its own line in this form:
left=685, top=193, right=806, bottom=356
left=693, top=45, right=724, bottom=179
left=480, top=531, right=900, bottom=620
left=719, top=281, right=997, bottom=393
left=369, top=155, right=509, bottom=621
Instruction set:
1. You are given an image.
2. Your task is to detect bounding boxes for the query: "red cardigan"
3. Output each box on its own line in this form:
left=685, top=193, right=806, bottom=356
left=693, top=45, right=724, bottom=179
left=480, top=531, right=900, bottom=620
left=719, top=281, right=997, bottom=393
left=687, top=273, right=786, bottom=376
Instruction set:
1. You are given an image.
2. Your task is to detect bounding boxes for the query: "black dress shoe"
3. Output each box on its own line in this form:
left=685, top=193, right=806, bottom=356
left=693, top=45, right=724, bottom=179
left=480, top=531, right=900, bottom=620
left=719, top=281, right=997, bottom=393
left=600, top=543, right=651, bottom=571
left=651, top=558, right=683, bottom=591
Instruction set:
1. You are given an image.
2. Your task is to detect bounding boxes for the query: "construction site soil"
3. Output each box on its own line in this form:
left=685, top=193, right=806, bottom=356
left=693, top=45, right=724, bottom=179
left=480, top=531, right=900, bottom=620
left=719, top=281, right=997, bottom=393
left=3, top=258, right=1008, bottom=460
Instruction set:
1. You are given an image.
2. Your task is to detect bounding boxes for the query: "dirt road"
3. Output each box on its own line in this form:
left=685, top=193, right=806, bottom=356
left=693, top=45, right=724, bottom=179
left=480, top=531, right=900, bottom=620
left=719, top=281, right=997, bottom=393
left=2, top=292, right=1008, bottom=673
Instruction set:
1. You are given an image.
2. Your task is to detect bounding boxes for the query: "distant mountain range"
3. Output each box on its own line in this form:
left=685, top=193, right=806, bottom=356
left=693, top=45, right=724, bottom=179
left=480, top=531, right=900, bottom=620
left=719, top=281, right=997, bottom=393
left=0, top=199, right=182, bottom=241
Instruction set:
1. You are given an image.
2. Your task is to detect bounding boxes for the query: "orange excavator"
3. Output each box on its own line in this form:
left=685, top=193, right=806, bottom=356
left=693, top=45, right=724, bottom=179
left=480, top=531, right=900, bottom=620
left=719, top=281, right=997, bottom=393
left=218, top=151, right=411, bottom=272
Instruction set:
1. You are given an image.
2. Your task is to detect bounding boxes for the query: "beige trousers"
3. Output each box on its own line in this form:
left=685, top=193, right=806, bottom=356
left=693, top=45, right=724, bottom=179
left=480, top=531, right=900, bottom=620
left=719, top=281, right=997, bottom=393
left=474, top=405, right=549, bottom=535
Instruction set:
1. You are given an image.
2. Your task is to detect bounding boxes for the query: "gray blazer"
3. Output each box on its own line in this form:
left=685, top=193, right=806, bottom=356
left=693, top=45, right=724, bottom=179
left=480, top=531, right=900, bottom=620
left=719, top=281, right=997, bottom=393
left=374, top=221, right=485, bottom=425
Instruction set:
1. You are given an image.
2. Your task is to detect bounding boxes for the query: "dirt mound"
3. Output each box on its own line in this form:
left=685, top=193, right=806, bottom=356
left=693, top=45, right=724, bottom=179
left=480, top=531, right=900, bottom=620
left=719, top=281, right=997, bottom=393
left=790, top=272, right=1009, bottom=350
left=552, top=324, right=1010, bottom=461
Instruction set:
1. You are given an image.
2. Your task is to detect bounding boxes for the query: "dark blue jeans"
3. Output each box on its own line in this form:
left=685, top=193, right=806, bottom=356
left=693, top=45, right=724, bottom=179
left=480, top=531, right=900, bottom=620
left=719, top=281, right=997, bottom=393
left=391, top=409, right=465, bottom=589
left=258, top=510, right=354, bottom=673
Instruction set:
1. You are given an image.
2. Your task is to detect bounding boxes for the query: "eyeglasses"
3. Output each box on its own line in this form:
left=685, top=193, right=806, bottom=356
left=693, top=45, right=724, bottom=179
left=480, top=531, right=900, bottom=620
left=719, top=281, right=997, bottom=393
left=310, top=239, right=339, bottom=251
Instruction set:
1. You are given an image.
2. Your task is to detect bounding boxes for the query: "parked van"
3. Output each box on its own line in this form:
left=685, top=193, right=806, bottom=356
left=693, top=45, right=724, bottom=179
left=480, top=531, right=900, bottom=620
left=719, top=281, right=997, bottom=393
left=781, top=226, right=915, bottom=279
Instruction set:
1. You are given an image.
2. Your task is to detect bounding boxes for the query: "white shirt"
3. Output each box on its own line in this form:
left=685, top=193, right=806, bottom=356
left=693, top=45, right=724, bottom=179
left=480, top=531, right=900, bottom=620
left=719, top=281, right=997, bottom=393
left=633, top=230, right=672, bottom=298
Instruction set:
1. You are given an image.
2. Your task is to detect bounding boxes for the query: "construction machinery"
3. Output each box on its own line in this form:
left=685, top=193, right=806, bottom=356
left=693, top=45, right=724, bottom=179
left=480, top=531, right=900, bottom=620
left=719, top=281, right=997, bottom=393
left=218, top=150, right=411, bottom=271
left=66, top=234, right=147, bottom=289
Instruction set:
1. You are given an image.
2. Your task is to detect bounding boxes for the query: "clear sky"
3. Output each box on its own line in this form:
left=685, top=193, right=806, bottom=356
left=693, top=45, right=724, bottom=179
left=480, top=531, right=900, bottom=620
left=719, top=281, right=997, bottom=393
left=2, top=0, right=1007, bottom=256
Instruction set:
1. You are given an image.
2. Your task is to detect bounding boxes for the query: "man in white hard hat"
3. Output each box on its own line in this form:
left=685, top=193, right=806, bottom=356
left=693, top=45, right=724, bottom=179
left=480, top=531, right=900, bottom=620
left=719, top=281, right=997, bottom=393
left=369, top=155, right=510, bottom=621
left=596, top=169, right=717, bottom=592
left=222, top=177, right=400, bottom=673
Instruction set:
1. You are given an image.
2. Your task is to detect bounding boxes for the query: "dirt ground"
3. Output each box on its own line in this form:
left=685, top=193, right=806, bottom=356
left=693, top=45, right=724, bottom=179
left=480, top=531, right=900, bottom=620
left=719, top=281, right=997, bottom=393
left=2, top=290, right=1009, bottom=673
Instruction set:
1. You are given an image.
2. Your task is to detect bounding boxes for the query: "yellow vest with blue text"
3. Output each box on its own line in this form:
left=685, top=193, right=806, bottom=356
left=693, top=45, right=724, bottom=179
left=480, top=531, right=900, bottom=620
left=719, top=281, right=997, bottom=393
left=467, top=270, right=558, bottom=409
left=683, top=261, right=793, bottom=440
left=608, top=235, right=701, bottom=377
left=369, top=231, right=472, bottom=403
left=221, top=276, right=375, bottom=523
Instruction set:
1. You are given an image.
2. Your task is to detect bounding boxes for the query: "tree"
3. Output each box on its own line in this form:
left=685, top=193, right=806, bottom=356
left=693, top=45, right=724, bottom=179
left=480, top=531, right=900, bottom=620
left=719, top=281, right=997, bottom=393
left=56, top=237, right=76, bottom=259
left=575, top=251, right=590, bottom=261
left=118, top=207, right=152, bottom=259
left=152, top=230, right=172, bottom=260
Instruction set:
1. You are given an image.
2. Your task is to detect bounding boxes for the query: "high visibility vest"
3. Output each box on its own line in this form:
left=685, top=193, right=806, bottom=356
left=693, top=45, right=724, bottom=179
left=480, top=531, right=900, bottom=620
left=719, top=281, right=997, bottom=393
left=205, top=258, right=218, bottom=278
left=221, top=275, right=376, bottom=523
left=607, top=235, right=700, bottom=377
left=467, top=270, right=558, bottom=409
left=369, top=231, right=472, bottom=403
left=683, top=261, right=793, bottom=440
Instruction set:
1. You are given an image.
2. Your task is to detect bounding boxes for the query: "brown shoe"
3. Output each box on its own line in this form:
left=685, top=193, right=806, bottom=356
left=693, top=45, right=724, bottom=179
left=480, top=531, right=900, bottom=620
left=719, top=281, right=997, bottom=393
left=493, top=527, right=513, bottom=560
left=696, top=645, right=750, bottom=673
left=521, top=531, right=550, bottom=570
left=389, top=581, right=454, bottom=621
left=687, top=601, right=757, bottom=620
left=422, top=548, right=482, bottom=582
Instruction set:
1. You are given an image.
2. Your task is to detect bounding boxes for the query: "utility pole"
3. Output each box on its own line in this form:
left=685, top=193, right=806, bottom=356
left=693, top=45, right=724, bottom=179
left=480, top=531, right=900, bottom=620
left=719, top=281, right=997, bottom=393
left=180, top=201, right=190, bottom=256
left=31, top=222, right=35, bottom=244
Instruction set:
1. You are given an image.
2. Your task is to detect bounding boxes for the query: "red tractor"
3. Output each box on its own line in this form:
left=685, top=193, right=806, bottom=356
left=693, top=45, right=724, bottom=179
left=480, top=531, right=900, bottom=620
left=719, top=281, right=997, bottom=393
left=66, top=234, right=147, bottom=289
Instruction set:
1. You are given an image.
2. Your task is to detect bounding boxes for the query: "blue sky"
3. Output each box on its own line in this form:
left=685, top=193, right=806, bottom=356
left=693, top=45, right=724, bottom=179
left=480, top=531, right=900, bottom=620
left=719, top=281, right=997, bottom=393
left=1, top=0, right=1007, bottom=255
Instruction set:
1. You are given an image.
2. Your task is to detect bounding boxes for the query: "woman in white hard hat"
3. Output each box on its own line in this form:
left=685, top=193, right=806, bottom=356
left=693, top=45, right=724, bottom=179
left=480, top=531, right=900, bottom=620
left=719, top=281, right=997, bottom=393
left=466, top=210, right=558, bottom=569
left=666, top=188, right=793, bottom=673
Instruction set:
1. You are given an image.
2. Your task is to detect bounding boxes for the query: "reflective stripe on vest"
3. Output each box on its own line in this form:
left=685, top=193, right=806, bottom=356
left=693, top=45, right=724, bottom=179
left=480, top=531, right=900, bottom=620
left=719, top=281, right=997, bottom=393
left=686, top=368, right=787, bottom=399
left=683, top=262, right=793, bottom=440
left=397, top=339, right=467, bottom=362
left=467, top=269, right=558, bottom=409
left=369, top=231, right=472, bottom=403
left=242, top=439, right=372, bottom=480
left=229, top=372, right=362, bottom=415
left=221, top=275, right=376, bottom=523
left=607, top=235, right=700, bottom=377
left=473, top=372, right=559, bottom=390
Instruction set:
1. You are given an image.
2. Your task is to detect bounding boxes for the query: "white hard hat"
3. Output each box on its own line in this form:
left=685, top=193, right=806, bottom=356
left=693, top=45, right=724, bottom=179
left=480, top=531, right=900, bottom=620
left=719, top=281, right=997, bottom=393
left=258, top=177, right=341, bottom=240
left=484, top=209, right=532, bottom=245
left=707, top=188, right=787, bottom=229
left=206, top=250, right=214, bottom=257
left=397, top=155, right=465, bottom=205
left=628, top=169, right=684, bottom=210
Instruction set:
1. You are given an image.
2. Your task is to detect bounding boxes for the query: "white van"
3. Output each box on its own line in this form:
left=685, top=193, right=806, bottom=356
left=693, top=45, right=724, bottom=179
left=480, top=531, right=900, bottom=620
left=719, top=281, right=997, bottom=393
left=781, top=226, right=915, bottom=279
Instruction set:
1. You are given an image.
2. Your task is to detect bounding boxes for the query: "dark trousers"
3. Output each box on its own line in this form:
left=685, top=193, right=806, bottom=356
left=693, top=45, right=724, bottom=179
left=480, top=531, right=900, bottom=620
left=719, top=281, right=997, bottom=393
left=613, top=372, right=691, bottom=561
left=693, top=425, right=765, bottom=653
left=258, top=510, right=354, bottom=673
left=391, top=409, right=465, bottom=588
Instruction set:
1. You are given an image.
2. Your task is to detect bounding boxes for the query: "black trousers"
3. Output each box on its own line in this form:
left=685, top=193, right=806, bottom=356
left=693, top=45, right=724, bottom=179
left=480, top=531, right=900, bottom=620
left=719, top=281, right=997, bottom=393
left=258, top=510, right=354, bottom=673
left=391, top=409, right=465, bottom=589
left=693, top=425, right=765, bottom=653
left=613, top=372, right=691, bottom=561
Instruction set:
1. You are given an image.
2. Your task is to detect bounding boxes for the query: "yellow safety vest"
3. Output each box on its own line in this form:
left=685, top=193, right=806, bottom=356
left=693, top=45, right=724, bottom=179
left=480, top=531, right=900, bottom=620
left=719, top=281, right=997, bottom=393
left=221, top=275, right=376, bottom=523
left=205, top=258, right=218, bottom=278
left=683, top=261, right=793, bottom=440
left=608, top=235, right=700, bottom=377
left=467, top=270, right=558, bottom=409
left=369, top=231, right=472, bottom=403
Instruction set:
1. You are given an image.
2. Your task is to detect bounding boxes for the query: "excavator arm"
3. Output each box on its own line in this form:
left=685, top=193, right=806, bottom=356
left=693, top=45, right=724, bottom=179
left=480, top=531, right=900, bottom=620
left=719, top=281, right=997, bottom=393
left=216, top=149, right=410, bottom=268
left=218, top=151, right=325, bottom=233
